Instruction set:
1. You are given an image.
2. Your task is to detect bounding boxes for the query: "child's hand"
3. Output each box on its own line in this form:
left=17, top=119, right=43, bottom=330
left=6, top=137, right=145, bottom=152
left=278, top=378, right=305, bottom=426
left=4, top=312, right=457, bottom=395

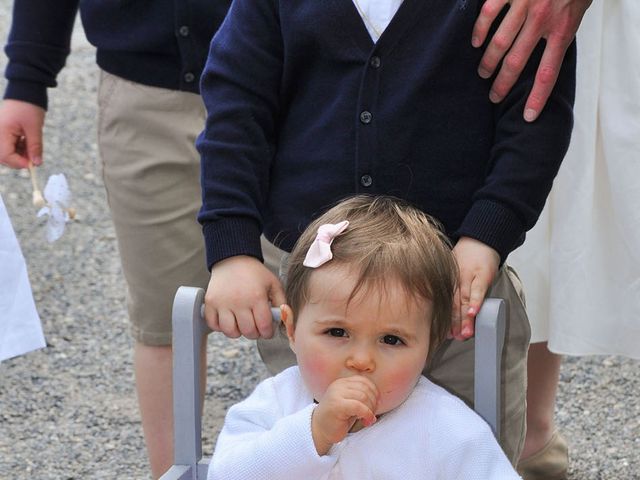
left=204, top=255, right=286, bottom=339
left=451, top=237, right=500, bottom=340
left=311, top=376, right=379, bottom=456
left=0, top=99, right=45, bottom=169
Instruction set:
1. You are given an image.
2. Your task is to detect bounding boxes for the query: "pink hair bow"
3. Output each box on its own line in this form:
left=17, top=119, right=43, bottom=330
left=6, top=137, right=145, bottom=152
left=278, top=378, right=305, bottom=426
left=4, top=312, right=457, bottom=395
left=303, top=220, right=349, bottom=268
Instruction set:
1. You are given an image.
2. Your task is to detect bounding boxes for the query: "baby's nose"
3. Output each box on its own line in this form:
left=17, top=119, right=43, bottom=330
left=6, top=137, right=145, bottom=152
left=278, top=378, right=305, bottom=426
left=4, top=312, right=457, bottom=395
left=345, top=347, right=375, bottom=372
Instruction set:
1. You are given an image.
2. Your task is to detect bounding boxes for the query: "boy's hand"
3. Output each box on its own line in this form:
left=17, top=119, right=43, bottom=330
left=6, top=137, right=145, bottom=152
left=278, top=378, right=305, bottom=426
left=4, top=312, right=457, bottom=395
left=311, top=376, right=379, bottom=456
left=451, top=237, right=500, bottom=340
left=472, top=0, right=591, bottom=122
left=204, top=255, right=286, bottom=339
left=0, top=99, right=45, bottom=169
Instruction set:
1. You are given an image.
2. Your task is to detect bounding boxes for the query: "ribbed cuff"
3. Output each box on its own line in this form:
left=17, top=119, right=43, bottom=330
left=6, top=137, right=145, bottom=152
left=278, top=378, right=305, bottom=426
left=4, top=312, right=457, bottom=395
left=454, top=199, right=525, bottom=262
left=202, top=217, right=263, bottom=271
left=4, top=81, right=48, bottom=110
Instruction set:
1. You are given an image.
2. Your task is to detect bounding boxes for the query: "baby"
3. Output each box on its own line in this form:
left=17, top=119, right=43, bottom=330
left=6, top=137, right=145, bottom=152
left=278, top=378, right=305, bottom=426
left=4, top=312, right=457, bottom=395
left=209, top=195, right=520, bottom=479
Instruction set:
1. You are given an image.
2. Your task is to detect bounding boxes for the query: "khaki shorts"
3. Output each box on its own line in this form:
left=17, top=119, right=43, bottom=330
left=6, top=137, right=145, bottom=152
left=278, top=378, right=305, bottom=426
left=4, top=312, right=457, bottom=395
left=97, top=71, right=210, bottom=346
left=258, top=239, right=530, bottom=464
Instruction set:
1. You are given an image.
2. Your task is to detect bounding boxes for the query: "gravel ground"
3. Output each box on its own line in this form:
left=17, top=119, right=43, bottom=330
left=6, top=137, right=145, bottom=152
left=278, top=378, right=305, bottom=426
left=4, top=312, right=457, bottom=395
left=0, top=4, right=638, bottom=479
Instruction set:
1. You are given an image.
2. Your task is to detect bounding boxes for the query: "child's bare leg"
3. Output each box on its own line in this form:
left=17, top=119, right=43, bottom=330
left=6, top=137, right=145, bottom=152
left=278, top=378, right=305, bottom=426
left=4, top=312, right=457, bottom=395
left=135, top=343, right=173, bottom=478
left=135, top=340, right=208, bottom=479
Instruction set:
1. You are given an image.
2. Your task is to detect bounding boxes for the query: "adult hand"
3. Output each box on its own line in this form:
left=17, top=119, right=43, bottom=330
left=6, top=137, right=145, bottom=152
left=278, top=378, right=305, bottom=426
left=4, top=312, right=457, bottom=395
left=311, top=376, right=379, bottom=455
left=451, top=237, right=500, bottom=341
left=204, top=255, right=286, bottom=340
left=473, top=0, right=592, bottom=122
left=0, top=99, right=46, bottom=168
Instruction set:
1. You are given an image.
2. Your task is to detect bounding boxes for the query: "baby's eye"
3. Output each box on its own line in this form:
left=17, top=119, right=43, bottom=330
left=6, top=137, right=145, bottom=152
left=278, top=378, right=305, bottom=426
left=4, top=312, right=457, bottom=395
left=327, top=328, right=346, bottom=337
left=382, top=335, right=404, bottom=346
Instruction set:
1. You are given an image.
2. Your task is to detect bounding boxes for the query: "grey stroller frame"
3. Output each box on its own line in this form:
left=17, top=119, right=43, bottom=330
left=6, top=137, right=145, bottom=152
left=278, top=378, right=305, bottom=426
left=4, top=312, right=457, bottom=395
left=160, top=286, right=507, bottom=480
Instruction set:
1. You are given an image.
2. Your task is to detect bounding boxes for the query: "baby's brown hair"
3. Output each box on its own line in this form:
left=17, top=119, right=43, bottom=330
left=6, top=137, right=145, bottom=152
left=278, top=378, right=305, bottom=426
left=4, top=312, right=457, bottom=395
left=285, top=195, right=458, bottom=354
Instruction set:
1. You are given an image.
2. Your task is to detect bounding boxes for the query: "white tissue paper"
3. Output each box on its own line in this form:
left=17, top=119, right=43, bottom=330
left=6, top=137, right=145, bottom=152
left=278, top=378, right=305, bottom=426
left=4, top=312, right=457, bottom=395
left=37, top=173, right=72, bottom=243
left=0, top=193, right=46, bottom=362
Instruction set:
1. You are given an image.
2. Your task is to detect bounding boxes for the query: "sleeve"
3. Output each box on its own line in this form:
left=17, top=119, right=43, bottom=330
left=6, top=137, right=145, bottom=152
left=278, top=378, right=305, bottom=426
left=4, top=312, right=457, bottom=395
left=3, top=0, right=80, bottom=110
left=209, top=378, right=338, bottom=480
left=196, top=0, right=284, bottom=270
left=454, top=39, right=577, bottom=262
left=436, top=423, right=522, bottom=480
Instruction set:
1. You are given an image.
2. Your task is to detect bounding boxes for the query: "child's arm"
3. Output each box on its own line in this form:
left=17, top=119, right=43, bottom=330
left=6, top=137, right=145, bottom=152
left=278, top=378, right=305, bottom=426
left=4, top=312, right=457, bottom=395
left=453, top=38, right=576, bottom=339
left=2, top=0, right=79, bottom=169
left=197, top=0, right=284, bottom=338
left=210, top=376, right=340, bottom=480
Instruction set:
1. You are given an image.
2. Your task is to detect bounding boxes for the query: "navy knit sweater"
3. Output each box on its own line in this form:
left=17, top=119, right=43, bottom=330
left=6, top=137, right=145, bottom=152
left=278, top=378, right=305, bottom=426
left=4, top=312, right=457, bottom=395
left=3, top=0, right=231, bottom=110
left=197, top=0, right=576, bottom=268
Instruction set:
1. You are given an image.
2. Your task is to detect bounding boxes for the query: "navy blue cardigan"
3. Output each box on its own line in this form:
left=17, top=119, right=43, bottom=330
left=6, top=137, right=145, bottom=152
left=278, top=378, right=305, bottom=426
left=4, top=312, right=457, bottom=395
left=197, top=0, right=576, bottom=269
left=3, top=0, right=231, bottom=110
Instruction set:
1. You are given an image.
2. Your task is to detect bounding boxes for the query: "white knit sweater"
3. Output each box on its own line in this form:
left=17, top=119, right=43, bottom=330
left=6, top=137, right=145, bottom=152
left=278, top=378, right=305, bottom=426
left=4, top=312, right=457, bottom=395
left=209, top=367, right=521, bottom=479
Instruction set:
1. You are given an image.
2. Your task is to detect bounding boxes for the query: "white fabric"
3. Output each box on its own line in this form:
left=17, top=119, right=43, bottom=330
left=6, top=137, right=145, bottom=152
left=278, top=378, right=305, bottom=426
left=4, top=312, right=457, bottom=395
left=351, top=0, right=404, bottom=42
left=0, top=194, right=46, bottom=362
left=209, top=367, right=520, bottom=480
left=509, top=0, right=640, bottom=357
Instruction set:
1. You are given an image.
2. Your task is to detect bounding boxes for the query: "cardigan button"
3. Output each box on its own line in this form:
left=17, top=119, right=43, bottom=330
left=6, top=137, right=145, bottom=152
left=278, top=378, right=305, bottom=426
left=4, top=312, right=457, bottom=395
left=184, top=72, right=195, bottom=83
left=360, top=174, right=373, bottom=187
left=178, top=25, right=190, bottom=37
left=360, top=111, right=372, bottom=124
left=370, top=56, right=381, bottom=69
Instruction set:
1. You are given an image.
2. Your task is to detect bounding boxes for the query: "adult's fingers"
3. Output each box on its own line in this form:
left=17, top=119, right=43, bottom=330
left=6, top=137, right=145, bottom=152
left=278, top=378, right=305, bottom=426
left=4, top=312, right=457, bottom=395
left=478, top=3, right=528, bottom=79
left=472, top=0, right=511, bottom=48
left=487, top=19, right=541, bottom=102
left=523, top=35, right=569, bottom=121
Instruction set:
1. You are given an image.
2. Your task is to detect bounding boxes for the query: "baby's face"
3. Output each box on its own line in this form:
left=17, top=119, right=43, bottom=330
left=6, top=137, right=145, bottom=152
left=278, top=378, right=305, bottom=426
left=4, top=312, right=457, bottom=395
left=285, top=265, right=432, bottom=416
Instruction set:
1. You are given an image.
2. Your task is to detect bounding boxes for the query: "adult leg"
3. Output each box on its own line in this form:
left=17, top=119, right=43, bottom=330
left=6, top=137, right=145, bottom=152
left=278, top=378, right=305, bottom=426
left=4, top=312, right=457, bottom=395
left=97, top=71, right=210, bottom=478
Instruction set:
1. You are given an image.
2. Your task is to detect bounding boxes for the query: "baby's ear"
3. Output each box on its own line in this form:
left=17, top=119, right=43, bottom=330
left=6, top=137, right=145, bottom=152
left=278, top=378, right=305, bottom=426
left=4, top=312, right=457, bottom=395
left=280, top=304, right=296, bottom=352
